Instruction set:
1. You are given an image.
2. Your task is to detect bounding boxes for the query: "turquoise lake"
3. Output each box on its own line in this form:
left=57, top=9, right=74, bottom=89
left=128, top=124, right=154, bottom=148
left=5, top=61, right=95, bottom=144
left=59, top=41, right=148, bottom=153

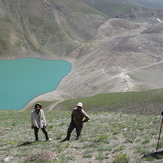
left=0, top=58, right=71, bottom=110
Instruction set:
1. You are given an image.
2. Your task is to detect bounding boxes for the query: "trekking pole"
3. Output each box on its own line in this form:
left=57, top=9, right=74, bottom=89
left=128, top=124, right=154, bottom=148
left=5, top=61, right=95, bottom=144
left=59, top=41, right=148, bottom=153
left=156, top=111, right=163, bottom=153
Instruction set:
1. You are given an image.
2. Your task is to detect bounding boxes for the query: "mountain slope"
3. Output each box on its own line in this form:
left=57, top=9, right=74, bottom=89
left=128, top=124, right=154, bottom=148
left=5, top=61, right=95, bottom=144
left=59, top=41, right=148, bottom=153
left=131, top=0, right=163, bottom=10
left=23, top=17, right=163, bottom=110
left=80, top=0, right=163, bottom=18
left=0, top=0, right=105, bottom=58
left=1, top=107, right=162, bottom=162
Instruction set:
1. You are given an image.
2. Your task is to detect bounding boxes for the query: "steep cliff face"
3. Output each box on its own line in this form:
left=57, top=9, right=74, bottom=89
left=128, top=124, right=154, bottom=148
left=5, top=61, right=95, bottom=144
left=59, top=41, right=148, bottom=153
left=0, top=0, right=105, bottom=58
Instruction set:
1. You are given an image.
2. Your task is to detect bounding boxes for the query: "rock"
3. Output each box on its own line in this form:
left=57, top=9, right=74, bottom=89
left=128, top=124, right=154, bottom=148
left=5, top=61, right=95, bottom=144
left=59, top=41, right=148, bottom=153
left=4, top=156, right=16, bottom=163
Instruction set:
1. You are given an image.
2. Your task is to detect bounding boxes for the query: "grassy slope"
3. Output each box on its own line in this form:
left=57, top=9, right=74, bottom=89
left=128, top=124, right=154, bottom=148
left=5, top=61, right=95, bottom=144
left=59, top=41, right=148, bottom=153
left=1, top=89, right=163, bottom=162
left=56, top=88, right=163, bottom=115
left=61, top=0, right=104, bottom=15
left=0, top=0, right=105, bottom=57
left=0, top=17, right=23, bottom=56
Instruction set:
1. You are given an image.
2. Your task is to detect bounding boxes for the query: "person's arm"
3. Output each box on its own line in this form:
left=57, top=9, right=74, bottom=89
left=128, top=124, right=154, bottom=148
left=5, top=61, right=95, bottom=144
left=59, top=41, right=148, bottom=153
left=71, top=111, right=74, bottom=122
left=82, top=110, right=90, bottom=123
left=41, top=110, right=46, bottom=127
left=31, top=110, right=39, bottom=128
left=31, top=111, right=34, bottom=128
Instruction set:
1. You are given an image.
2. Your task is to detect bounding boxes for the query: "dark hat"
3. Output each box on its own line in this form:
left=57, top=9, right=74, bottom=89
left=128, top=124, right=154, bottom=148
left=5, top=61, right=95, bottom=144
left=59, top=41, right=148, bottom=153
left=35, top=103, right=42, bottom=108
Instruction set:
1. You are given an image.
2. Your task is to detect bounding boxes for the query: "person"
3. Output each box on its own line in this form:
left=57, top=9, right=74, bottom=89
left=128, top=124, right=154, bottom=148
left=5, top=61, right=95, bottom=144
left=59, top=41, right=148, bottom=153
left=61, top=102, right=90, bottom=141
left=31, top=103, right=51, bottom=141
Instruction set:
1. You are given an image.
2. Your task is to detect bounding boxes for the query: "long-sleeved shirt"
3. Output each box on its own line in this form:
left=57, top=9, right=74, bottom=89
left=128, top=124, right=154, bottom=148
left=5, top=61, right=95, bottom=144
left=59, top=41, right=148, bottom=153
left=71, top=107, right=90, bottom=125
left=31, top=109, right=46, bottom=128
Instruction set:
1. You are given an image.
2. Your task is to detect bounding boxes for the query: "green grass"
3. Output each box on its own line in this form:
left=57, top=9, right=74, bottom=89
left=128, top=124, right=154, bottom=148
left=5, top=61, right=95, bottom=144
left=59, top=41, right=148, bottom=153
left=61, top=0, right=104, bottom=15
left=56, top=88, right=163, bottom=115
left=1, top=89, right=163, bottom=162
left=113, top=153, right=130, bottom=163
left=0, top=109, right=162, bottom=162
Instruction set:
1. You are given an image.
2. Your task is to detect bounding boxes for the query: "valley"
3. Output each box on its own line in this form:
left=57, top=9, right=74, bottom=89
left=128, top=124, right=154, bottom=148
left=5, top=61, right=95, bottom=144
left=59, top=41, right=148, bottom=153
left=0, top=0, right=163, bottom=110
left=1, top=0, right=163, bottom=162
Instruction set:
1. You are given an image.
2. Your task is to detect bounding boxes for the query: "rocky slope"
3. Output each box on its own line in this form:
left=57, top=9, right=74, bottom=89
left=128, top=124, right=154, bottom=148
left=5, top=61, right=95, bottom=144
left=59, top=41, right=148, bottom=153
left=56, top=19, right=163, bottom=97
left=24, top=17, right=163, bottom=110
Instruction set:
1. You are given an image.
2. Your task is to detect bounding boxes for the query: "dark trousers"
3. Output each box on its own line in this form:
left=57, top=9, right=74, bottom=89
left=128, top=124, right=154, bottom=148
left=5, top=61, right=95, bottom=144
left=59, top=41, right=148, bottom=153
left=34, top=127, right=49, bottom=141
left=66, top=121, right=83, bottom=140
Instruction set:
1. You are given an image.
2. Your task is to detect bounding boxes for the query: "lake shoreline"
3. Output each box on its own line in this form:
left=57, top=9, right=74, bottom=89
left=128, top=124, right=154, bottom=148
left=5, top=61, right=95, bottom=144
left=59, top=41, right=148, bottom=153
left=0, top=58, right=72, bottom=110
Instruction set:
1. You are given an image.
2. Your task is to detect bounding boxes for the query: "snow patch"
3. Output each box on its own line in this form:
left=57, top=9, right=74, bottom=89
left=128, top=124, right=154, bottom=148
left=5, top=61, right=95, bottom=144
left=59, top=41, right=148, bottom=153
left=157, top=18, right=163, bottom=23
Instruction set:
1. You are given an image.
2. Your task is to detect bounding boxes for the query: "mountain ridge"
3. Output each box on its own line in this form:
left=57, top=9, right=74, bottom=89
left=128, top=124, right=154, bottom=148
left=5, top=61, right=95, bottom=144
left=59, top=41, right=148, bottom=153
left=80, top=0, right=163, bottom=18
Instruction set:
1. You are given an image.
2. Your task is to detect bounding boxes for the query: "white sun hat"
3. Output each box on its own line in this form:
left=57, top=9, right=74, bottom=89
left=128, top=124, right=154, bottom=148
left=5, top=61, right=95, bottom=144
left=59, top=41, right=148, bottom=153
left=77, top=102, right=83, bottom=107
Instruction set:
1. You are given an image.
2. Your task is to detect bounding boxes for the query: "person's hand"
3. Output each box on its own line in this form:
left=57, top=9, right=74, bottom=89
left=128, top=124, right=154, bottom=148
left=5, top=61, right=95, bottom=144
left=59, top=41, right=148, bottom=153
left=31, top=125, right=34, bottom=129
left=43, top=125, right=46, bottom=128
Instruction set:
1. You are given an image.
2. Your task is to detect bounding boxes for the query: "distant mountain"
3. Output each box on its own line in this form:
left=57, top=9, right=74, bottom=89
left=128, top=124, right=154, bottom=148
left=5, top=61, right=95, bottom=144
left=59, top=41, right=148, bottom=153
left=80, top=0, right=163, bottom=18
left=0, top=0, right=105, bottom=58
left=131, top=0, right=163, bottom=10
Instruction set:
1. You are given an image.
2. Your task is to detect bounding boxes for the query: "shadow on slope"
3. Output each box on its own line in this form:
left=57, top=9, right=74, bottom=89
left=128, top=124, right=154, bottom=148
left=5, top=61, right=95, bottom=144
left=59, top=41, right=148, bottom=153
left=17, top=141, right=35, bottom=146
left=143, top=150, right=163, bottom=160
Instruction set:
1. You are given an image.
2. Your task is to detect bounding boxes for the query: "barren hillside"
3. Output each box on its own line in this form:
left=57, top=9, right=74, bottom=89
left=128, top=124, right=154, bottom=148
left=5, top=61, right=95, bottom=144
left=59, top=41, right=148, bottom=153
left=24, top=17, right=163, bottom=110
left=56, top=19, right=163, bottom=96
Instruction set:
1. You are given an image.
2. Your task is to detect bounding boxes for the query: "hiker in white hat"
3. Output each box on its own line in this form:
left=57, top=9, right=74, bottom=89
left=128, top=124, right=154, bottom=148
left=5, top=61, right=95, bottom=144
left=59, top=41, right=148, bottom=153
left=61, top=102, right=90, bottom=141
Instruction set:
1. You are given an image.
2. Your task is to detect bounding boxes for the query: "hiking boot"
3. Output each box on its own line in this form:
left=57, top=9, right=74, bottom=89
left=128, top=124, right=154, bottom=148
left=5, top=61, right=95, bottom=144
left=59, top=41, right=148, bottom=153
left=76, top=136, right=79, bottom=140
left=60, top=137, right=70, bottom=142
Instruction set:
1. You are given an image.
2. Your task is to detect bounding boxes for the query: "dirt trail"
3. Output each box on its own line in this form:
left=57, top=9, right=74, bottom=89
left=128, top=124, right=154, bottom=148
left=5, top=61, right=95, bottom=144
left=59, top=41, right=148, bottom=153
left=126, top=60, right=163, bottom=74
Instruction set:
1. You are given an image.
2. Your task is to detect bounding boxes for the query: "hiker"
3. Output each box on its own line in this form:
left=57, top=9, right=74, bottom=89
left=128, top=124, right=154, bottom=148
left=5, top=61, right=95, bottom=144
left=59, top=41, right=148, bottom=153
left=61, top=102, right=90, bottom=141
left=31, top=103, right=51, bottom=141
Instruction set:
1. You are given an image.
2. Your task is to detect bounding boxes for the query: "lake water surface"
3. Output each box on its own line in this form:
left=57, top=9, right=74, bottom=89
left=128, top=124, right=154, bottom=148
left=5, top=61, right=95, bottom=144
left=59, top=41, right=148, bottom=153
left=0, top=58, right=71, bottom=110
